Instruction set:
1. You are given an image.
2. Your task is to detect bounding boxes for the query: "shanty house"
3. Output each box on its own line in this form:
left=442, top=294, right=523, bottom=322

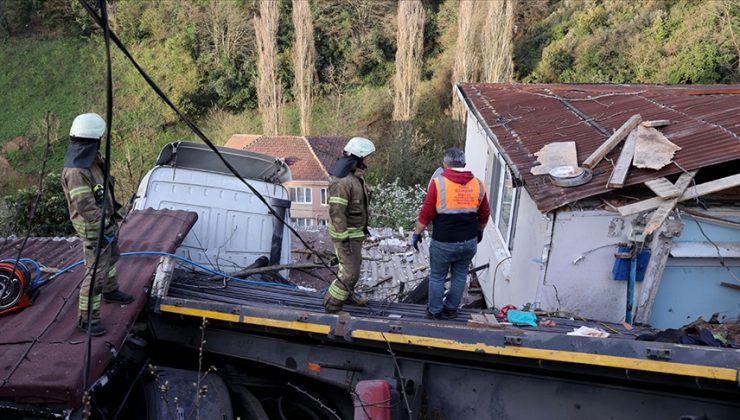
left=226, top=135, right=347, bottom=227
left=455, top=84, right=740, bottom=328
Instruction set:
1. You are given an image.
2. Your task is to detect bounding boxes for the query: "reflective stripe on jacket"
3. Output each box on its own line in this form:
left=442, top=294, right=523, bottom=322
left=62, top=156, right=116, bottom=239
left=328, top=168, right=369, bottom=242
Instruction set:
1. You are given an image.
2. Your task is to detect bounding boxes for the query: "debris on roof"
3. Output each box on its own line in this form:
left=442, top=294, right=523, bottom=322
left=457, top=83, right=740, bottom=212
left=633, top=125, right=681, bottom=170
left=530, top=141, right=577, bottom=176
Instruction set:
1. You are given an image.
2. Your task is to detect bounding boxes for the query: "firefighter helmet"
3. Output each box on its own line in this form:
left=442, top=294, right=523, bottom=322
left=69, top=113, right=106, bottom=140
left=344, top=137, right=375, bottom=158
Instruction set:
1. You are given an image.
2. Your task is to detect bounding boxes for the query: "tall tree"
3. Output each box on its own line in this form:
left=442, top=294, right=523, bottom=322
left=450, top=0, right=479, bottom=129
left=392, top=0, right=425, bottom=121
left=254, top=0, right=282, bottom=135
left=292, top=0, right=316, bottom=135
left=482, top=0, right=517, bottom=83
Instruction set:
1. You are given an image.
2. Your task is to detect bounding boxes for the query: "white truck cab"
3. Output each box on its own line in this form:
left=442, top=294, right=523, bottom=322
left=133, top=141, right=293, bottom=273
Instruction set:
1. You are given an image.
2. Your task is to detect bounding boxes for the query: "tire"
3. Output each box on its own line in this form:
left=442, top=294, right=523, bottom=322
left=142, top=367, right=234, bottom=420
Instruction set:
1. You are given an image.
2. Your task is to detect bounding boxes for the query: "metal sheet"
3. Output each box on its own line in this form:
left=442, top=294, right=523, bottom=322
left=458, top=83, right=740, bottom=213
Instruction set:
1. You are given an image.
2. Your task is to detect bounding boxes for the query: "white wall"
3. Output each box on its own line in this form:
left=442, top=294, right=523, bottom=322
left=538, top=210, right=641, bottom=322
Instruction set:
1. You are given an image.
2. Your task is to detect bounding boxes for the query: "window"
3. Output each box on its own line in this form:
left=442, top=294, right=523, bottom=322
left=290, top=187, right=312, bottom=204
left=291, top=217, right=315, bottom=227
left=485, top=145, right=518, bottom=249
left=318, top=218, right=328, bottom=226
left=320, top=188, right=328, bottom=205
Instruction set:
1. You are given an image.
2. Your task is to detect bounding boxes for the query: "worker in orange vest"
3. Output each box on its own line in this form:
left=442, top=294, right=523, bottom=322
left=412, top=147, right=490, bottom=319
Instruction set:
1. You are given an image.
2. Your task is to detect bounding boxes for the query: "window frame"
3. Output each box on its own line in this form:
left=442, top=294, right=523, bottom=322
left=484, top=141, right=519, bottom=250
left=320, top=188, right=328, bottom=205
left=290, top=187, right=313, bottom=204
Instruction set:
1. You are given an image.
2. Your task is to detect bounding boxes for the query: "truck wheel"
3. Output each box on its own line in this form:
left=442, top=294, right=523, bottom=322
left=143, top=367, right=234, bottom=420
left=232, top=385, right=269, bottom=420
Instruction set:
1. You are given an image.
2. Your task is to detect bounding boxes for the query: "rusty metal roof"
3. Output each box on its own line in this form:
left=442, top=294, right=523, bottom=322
left=0, top=209, right=197, bottom=407
left=457, top=83, right=740, bottom=212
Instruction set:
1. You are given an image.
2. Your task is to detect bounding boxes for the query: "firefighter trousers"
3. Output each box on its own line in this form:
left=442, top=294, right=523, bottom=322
left=78, top=237, right=120, bottom=322
left=324, top=239, right=364, bottom=312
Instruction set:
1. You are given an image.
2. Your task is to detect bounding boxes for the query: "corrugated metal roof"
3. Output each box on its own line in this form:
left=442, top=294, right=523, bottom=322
left=457, top=83, right=740, bottom=212
left=0, top=209, right=197, bottom=407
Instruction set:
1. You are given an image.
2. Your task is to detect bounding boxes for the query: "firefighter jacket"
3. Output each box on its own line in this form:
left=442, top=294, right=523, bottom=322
left=328, top=168, right=369, bottom=242
left=62, top=156, right=120, bottom=240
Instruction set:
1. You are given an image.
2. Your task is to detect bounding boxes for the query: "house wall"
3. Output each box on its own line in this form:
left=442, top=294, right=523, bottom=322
left=650, top=210, right=740, bottom=328
left=537, top=210, right=643, bottom=322
left=285, top=181, right=329, bottom=225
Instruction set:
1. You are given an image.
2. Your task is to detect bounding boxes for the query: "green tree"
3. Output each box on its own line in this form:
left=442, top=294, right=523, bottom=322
left=2, top=173, right=73, bottom=237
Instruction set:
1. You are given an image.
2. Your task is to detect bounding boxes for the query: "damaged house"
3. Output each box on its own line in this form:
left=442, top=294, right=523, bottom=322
left=456, top=83, right=740, bottom=328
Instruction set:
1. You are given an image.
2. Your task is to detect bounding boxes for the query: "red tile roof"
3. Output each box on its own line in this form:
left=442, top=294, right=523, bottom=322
left=0, top=209, right=197, bottom=407
left=457, top=83, right=740, bottom=212
left=226, top=135, right=349, bottom=182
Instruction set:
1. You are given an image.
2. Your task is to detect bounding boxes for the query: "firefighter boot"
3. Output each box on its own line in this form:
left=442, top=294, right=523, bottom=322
left=77, top=318, right=107, bottom=336
left=350, top=292, right=369, bottom=306
left=103, top=288, right=134, bottom=304
left=323, top=293, right=344, bottom=314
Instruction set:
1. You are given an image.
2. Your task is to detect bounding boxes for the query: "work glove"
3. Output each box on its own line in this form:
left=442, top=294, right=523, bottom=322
left=477, top=230, right=483, bottom=243
left=411, top=233, right=422, bottom=251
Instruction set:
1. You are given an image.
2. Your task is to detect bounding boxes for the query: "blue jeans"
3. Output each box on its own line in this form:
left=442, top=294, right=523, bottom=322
left=428, top=238, right=477, bottom=315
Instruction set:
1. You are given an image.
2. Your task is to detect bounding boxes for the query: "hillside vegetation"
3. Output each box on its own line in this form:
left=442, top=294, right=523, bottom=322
left=0, top=0, right=737, bottom=208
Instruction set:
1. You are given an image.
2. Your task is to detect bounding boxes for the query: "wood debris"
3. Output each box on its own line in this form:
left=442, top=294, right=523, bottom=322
left=530, top=141, right=577, bottom=176
left=633, top=126, right=681, bottom=170
left=643, top=171, right=697, bottom=236
left=583, top=114, right=641, bottom=169
left=641, top=120, right=671, bottom=128
left=644, top=177, right=681, bottom=199
left=468, top=313, right=502, bottom=329
left=607, top=129, right=638, bottom=189
left=618, top=172, right=740, bottom=216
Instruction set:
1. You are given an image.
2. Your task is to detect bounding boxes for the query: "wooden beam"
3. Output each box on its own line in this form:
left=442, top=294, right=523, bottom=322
left=641, top=120, right=671, bottom=128
left=582, top=114, right=642, bottom=169
left=635, top=219, right=683, bottom=324
left=607, top=129, right=638, bottom=188
left=644, top=177, right=681, bottom=199
left=617, top=171, right=740, bottom=217
left=643, top=171, right=697, bottom=236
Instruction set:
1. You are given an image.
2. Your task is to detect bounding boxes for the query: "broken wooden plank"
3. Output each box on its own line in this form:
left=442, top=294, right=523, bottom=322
left=720, top=282, right=740, bottom=291
left=633, top=125, right=681, bottom=170
left=641, top=119, right=671, bottom=128
left=607, top=129, right=638, bottom=188
left=643, top=171, right=697, bottom=236
left=644, top=177, right=681, bottom=199
left=582, top=114, right=642, bottom=169
left=617, top=171, right=740, bottom=217
left=530, top=141, right=577, bottom=175
left=468, top=313, right=502, bottom=329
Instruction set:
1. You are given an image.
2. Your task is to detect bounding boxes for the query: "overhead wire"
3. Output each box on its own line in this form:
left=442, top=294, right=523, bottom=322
left=76, top=0, right=340, bottom=285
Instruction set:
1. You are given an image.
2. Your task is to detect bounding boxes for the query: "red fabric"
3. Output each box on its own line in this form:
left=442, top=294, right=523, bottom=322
left=418, top=169, right=490, bottom=225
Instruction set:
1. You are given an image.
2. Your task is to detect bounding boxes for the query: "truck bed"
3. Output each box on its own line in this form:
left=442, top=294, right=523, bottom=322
left=157, top=271, right=740, bottom=394
left=0, top=209, right=197, bottom=409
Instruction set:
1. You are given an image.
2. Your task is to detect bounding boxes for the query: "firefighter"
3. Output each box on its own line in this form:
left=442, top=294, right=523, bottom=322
left=62, top=113, right=134, bottom=336
left=323, top=137, right=375, bottom=313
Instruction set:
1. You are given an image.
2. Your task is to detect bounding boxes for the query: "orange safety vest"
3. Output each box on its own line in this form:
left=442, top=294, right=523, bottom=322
left=433, top=175, right=484, bottom=214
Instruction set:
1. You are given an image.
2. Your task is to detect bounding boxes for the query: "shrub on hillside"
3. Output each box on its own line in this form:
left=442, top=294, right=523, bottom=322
left=2, top=172, right=73, bottom=237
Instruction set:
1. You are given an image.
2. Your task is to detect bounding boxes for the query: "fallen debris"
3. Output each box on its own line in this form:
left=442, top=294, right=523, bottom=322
left=468, top=313, right=502, bottom=329
left=607, top=129, right=638, bottom=189
left=567, top=326, right=610, bottom=338
left=641, top=119, right=671, bottom=128
left=643, top=170, right=697, bottom=236
left=583, top=114, right=642, bottom=169
left=644, top=177, right=681, bottom=199
left=530, top=142, right=577, bottom=176
left=633, top=125, right=681, bottom=170
left=617, top=172, right=740, bottom=216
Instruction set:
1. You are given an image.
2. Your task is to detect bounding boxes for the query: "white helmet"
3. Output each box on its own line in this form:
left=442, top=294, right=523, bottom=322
left=344, top=137, right=375, bottom=158
left=70, top=113, right=106, bottom=140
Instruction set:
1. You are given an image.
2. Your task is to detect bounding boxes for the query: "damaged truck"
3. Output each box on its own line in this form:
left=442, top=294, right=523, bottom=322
left=1, top=141, right=739, bottom=420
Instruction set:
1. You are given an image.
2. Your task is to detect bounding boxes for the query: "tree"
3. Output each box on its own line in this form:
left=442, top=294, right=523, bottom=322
left=2, top=173, right=73, bottom=237
left=392, top=0, right=425, bottom=121
left=254, top=0, right=282, bottom=135
left=482, top=0, right=517, bottom=83
left=292, top=0, right=316, bottom=135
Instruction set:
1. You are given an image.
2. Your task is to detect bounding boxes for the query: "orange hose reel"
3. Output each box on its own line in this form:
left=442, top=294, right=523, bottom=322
left=0, top=262, right=32, bottom=316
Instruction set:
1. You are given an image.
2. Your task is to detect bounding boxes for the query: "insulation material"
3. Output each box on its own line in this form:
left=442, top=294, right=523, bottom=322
left=530, top=141, right=577, bottom=175
left=633, top=126, right=681, bottom=170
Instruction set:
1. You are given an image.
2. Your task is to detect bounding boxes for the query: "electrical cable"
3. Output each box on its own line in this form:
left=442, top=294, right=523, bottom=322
left=683, top=212, right=740, bottom=284
left=76, top=0, right=341, bottom=286
left=41, top=251, right=298, bottom=289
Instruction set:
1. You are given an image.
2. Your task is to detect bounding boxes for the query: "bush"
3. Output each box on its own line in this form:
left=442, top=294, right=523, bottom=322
left=369, top=179, right=426, bottom=230
left=2, top=172, right=73, bottom=237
